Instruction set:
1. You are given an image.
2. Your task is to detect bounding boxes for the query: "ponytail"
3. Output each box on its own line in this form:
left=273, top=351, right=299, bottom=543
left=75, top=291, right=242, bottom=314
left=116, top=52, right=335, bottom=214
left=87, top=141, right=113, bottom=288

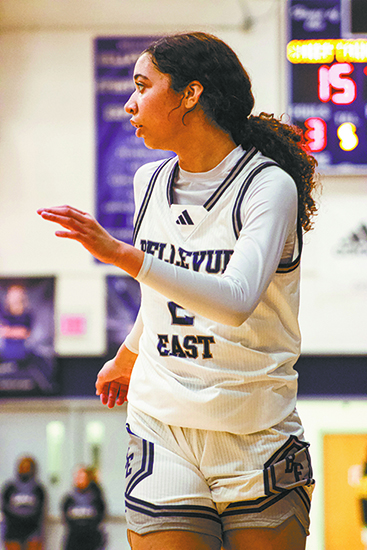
left=242, top=113, right=319, bottom=233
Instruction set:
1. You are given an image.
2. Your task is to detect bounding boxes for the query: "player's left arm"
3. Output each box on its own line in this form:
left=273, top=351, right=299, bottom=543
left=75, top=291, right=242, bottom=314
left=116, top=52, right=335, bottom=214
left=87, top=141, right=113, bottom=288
left=37, top=170, right=297, bottom=327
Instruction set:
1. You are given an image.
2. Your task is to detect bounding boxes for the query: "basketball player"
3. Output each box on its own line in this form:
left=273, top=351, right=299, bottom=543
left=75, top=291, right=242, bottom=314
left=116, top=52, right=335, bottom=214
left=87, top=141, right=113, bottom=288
left=38, top=32, right=319, bottom=550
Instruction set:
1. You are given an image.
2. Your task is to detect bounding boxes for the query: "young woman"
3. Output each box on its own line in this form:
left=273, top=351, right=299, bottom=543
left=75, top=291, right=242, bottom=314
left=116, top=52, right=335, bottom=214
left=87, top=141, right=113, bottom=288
left=38, top=32, right=319, bottom=550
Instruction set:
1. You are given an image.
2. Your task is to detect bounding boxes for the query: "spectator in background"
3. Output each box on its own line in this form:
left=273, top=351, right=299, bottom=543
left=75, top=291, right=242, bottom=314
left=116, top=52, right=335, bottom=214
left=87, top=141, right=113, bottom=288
left=1, top=456, right=46, bottom=550
left=84, top=466, right=105, bottom=503
left=62, top=466, right=106, bottom=550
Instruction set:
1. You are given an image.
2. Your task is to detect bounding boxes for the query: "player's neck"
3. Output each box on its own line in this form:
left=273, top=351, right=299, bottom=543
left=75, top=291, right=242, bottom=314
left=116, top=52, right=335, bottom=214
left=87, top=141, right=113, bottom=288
left=175, top=117, right=237, bottom=173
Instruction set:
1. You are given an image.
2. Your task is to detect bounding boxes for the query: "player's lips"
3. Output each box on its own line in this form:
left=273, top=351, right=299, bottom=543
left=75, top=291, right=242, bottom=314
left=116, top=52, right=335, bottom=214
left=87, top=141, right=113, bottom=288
left=130, top=119, right=144, bottom=137
left=130, top=119, right=142, bottom=129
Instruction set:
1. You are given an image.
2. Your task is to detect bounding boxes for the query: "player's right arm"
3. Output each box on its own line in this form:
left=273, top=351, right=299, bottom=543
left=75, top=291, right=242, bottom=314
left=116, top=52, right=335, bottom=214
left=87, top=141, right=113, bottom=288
left=94, top=163, right=154, bottom=409
left=96, top=343, right=138, bottom=408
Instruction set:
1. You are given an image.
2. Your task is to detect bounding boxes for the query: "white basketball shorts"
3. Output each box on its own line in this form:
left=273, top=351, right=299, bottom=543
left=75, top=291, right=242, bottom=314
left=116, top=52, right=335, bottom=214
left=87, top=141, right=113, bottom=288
left=124, top=404, right=315, bottom=542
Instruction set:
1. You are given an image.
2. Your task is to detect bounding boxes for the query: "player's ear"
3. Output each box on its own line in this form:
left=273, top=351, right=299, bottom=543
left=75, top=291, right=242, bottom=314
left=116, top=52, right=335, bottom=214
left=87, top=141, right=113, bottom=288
left=183, top=81, right=204, bottom=109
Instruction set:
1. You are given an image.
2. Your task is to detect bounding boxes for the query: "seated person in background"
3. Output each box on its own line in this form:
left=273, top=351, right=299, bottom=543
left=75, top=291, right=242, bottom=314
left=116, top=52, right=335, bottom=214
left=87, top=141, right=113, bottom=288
left=1, top=456, right=46, bottom=550
left=62, top=466, right=106, bottom=550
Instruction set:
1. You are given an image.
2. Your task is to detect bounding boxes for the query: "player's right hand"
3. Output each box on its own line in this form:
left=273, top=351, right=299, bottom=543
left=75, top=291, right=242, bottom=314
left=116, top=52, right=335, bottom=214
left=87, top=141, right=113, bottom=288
left=95, top=346, right=137, bottom=408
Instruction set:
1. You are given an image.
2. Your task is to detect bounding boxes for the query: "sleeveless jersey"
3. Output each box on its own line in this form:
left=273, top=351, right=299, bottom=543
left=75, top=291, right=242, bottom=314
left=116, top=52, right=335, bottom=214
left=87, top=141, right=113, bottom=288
left=128, top=147, right=302, bottom=434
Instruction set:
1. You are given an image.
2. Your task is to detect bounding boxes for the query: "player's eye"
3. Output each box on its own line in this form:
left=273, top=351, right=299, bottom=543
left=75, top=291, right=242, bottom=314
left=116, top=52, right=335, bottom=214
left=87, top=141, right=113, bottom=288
left=135, top=82, right=145, bottom=92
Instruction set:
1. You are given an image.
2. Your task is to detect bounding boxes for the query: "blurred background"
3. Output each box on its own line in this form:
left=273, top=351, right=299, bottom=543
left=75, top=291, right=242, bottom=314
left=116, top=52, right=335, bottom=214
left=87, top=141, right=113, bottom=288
left=0, top=0, right=367, bottom=548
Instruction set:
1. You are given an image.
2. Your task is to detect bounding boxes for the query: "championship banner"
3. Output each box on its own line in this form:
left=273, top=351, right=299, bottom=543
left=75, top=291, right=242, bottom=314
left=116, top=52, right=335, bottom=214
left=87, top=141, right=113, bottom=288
left=95, top=36, right=174, bottom=246
left=106, top=276, right=141, bottom=356
left=0, top=277, right=56, bottom=395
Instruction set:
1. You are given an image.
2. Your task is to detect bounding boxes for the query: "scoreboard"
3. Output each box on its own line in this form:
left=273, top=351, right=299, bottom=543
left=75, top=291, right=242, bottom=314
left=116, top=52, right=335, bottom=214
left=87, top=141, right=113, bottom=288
left=286, top=0, right=367, bottom=173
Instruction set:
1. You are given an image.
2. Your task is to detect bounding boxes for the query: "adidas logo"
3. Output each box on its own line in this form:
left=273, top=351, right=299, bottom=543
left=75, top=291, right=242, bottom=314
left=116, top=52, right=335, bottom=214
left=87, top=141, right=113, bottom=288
left=176, top=209, right=194, bottom=226
left=336, top=224, right=367, bottom=255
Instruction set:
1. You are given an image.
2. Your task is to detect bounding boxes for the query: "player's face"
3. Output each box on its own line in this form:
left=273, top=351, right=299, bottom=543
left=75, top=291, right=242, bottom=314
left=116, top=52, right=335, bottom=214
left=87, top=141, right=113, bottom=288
left=124, top=53, right=185, bottom=150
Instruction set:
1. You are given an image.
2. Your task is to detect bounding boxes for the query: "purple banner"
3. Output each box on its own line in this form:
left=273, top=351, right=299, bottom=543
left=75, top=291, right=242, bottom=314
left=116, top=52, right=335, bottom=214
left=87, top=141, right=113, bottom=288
left=106, top=276, right=141, bottom=355
left=0, top=277, right=56, bottom=395
left=95, top=36, right=174, bottom=245
left=288, top=0, right=341, bottom=39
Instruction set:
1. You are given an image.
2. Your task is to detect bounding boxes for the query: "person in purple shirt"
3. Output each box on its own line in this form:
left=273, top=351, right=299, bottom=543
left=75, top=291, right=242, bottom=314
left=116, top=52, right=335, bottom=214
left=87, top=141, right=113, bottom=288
left=1, top=456, right=46, bottom=550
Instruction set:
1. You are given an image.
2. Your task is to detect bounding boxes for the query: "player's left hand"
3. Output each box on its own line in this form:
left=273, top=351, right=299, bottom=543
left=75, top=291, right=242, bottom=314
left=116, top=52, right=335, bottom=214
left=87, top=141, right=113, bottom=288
left=37, top=205, right=121, bottom=265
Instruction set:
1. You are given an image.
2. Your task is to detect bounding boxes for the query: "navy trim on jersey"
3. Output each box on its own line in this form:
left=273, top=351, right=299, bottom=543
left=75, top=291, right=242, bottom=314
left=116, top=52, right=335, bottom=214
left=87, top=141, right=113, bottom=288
left=295, top=486, right=311, bottom=513
left=165, top=147, right=258, bottom=209
left=221, top=435, right=313, bottom=519
left=167, top=163, right=179, bottom=205
left=276, top=220, right=303, bottom=274
left=133, top=158, right=172, bottom=246
left=125, top=424, right=154, bottom=496
left=232, top=162, right=303, bottom=274
left=232, top=161, right=279, bottom=239
left=204, top=147, right=258, bottom=211
left=125, top=423, right=221, bottom=525
left=125, top=495, right=222, bottom=524
left=263, top=435, right=313, bottom=496
left=220, top=490, right=290, bottom=517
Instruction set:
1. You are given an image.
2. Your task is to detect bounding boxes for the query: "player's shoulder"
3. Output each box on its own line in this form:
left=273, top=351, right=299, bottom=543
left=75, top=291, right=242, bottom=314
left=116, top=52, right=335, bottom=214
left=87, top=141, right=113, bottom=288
left=133, top=158, right=176, bottom=208
left=240, top=150, right=297, bottom=216
left=134, top=158, right=173, bottom=182
left=249, top=150, right=297, bottom=194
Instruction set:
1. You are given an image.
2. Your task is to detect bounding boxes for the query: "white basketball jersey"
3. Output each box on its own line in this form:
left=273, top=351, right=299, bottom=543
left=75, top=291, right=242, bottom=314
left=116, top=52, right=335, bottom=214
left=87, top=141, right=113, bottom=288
left=128, top=147, right=302, bottom=434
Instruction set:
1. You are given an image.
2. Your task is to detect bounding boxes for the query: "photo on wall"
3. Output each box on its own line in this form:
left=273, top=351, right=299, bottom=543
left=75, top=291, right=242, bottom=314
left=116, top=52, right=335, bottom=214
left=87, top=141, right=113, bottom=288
left=0, top=277, right=56, bottom=395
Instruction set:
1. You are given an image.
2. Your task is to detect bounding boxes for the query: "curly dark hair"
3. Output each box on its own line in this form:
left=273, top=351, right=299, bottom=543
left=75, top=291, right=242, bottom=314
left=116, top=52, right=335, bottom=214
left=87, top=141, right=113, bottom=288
left=144, top=32, right=319, bottom=232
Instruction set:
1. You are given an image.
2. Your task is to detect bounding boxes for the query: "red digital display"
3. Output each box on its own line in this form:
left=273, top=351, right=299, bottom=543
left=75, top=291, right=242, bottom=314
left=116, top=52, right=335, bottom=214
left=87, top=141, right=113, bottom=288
left=318, top=63, right=356, bottom=104
left=304, top=117, right=327, bottom=152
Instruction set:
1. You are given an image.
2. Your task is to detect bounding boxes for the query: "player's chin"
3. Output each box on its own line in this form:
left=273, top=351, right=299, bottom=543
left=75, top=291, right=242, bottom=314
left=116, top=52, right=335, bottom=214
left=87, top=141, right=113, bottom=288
left=143, top=137, right=159, bottom=150
left=141, top=134, right=167, bottom=151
